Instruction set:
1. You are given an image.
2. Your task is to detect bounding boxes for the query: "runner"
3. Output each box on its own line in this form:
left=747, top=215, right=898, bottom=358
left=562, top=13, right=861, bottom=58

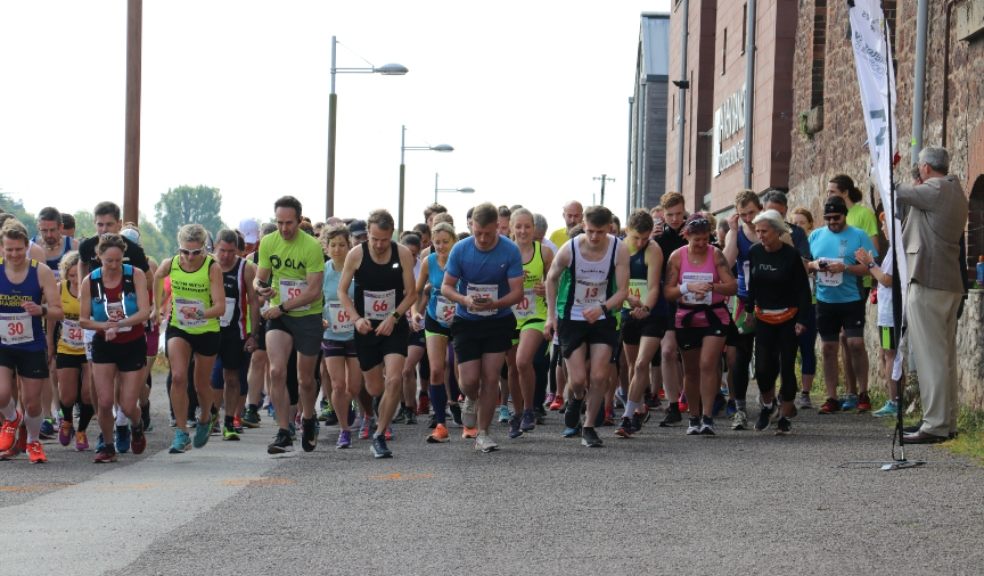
left=79, top=233, right=151, bottom=462
left=254, top=196, right=325, bottom=454
left=50, top=251, right=94, bottom=451
left=399, top=231, right=424, bottom=425
left=653, top=193, right=688, bottom=426
left=442, top=203, right=524, bottom=452
left=0, top=220, right=62, bottom=463
left=319, top=224, right=360, bottom=449
left=548, top=201, right=584, bottom=249
left=616, top=209, right=664, bottom=438
left=545, top=206, right=629, bottom=448
left=412, top=222, right=457, bottom=443
left=337, top=209, right=417, bottom=459
left=212, top=229, right=259, bottom=440
left=664, top=214, right=737, bottom=435
left=155, top=224, right=226, bottom=454
left=504, top=208, right=553, bottom=438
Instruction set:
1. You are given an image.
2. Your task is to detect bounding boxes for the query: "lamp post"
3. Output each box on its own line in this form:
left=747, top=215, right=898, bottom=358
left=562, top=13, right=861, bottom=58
left=433, top=172, right=475, bottom=204
left=326, top=36, right=407, bottom=220
left=399, top=124, right=453, bottom=232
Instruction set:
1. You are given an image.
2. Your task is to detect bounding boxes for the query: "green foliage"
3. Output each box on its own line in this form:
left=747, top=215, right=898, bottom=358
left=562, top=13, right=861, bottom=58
left=137, top=214, right=170, bottom=263
left=0, top=192, right=38, bottom=238
left=72, top=210, right=96, bottom=240
left=154, top=185, right=226, bottom=254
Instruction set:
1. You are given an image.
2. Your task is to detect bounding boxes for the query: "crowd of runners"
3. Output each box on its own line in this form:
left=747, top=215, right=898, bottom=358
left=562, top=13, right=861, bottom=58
left=0, top=179, right=906, bottom=462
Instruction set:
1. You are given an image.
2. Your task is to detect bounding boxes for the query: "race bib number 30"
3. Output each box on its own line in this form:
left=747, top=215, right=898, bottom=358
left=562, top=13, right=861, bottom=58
left=327, top=302, right=353, bottom=333
left=681, top=272, right=713, bottom=306
left=0, top=313, right=33, bottom=346
left=364, top=289, right=396, bottom=321
left=279, top=279, right=310, bottom=312
left=466, top=284, right=498, bottom=317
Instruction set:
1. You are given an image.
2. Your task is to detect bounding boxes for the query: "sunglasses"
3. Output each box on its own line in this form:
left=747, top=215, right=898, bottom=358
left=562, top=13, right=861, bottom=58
left=824, top=215, right=844, bottom=222
left=179, top=248, right=205, bottom=256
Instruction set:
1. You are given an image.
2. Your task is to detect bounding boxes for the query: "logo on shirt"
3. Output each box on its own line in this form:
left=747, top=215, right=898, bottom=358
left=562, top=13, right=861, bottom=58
left=269, top=256, right=306, bottom=272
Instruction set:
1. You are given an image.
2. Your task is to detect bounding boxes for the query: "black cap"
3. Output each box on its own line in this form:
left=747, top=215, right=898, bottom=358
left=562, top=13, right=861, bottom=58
left=349, top=219, right=368, bottom=237
left=823, top=196, right=849, bottom=216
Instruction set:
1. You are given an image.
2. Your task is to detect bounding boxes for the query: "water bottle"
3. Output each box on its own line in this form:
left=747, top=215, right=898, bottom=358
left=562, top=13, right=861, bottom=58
left=977, top=255, right=984, bottom=289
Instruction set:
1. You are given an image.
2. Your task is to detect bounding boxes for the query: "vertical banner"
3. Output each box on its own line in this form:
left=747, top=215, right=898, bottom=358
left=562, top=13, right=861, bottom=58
left=848, top=0, right=906, bottom=378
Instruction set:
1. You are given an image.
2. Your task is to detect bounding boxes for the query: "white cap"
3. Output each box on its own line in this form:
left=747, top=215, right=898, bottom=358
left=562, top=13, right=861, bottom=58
left=238, top=218, right=259, bottom=244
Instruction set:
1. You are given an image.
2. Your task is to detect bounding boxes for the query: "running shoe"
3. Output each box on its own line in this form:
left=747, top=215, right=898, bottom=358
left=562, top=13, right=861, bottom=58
left=393, top=407, right=408, bottom=424
left=520, top=409, right=536, bottom=432
left=323, top=408, right=338, bottom=427
left=427, top=415, right=438, bottom=429
left=775, top=416, right=792, bottom=435
left=657, top=388, right=667, bottom=400
left=508, top=414, right=523, bottom=439
left=615, top=417, right=635, bottom=438
left=192, top=415, right=213, bottom=449
left=417, top=394, right=430, bottom=416
left=0, top=410, right=23, bottom=452
left=544, top=392, right=556, bottom=407
left=873, top=400, right=898, bottom=418
left=535, top=406, right=547, bottom=425
left=796, top=392, right=813, bottom=410
left=115, top=424, right=131, bottom=454
left=131, top=425, right=147, bottom=455
left=475, top=433, right=498, bottom=453
left=731, top=409, right=748, bottom=430
left=581, top=426, right=603, bottom=448
left=26, top=440, right=47, bottom=464
left=301, top=417, right=318, bottom=452
left=497, top=405, right=511, bottom=423
left=548, top=395, right=565, bottom=411
left=602, top=407, right=615, bottom=427
left=631, top=412, right=645, bottom=431
left=170, top=429, right=191, bottom=454
left=210, top=414, right=222, bottom=436
left=726, top=398, right=738, bottom=417
left=288, top=422, right=297, bottom=442
left=462, top=426, right=478, bottom=439
left=712, top=392, right=727, bottom=417
left=857, top=392, right=872, bottom=413
left=448, top=403, right=462, bottom=426
left=223, top=425, right=241, bottom=441
left=840, top=394, right=859, bottom=411
left=95, top=433, right=106, bottom=453
left=267, top=429, right=293, bottom=454
left=427, top=423, right=449, bottom=444
left=699, top=416, right=716, bottom=436
left=232, top=415, right=244, bottom=434
left=93, top=447, right=118, bottom=463
left=39, top=418, right=56, bottom=440
left=0, top=424, right=26, bottom=460
left=686, top=417, right=702, bottom=435
left=384, top=427, right=394, bottom=441
left=336, top=429, right=352, bottom=449
left=562, top=425, right=581, bottom=438
left=370, top=434, right=392, bottom=458
left=242, top=407, right=261, bottom=428
left=754, top=403, right=775, bottom=432
left=677, top=393, right=689, bottom=414
left=819, top=398, right=841, bottom=414
left=614, top=387, right=627, bottom=409
left=461, top=397, right=477, bottom=429
left=659, top=405, right=682, bottom=427
left=405, top=407, right=417, bottom=425
left=75, top=431, right=89, bottom=452
left=58, top=419, right=74, bottom=447
left=358, top=417, right=373, bottom=440
left=564, top=397, right=583, bottom=430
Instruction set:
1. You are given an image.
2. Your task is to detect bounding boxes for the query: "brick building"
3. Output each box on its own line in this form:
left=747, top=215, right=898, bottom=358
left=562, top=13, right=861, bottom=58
left=628, top=13, right=670, bottom=215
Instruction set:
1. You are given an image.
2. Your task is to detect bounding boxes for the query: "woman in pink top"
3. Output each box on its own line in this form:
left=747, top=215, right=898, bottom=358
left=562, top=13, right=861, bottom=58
left=664, top=213, right=737, bottom=435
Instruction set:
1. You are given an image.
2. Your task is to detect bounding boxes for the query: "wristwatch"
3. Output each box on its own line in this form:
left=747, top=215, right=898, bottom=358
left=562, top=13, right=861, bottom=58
left=599, top=304, right=609, bottom=315
left=391, top=310, right=401, bottom=320
left=867, top=262, right=876, bottom=269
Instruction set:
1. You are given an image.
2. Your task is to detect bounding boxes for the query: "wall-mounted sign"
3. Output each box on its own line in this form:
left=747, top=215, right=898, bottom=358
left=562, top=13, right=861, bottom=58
left=712, top=83, right=747, bottom=176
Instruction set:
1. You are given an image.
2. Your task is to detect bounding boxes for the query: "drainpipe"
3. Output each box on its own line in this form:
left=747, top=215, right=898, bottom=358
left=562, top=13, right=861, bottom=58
left=911, top=0, right=929, bottom=164
left=941, top=0, right=964, bottom=149
left=626, top=96, right=634, bottom=217
left=743, top=0, right=756, bottom=189
left=674, top=0, right=689, bottom=194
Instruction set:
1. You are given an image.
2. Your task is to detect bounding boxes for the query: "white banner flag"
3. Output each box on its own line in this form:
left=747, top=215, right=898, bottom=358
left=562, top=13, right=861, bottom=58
left=848, top=0, right=906, bottom=379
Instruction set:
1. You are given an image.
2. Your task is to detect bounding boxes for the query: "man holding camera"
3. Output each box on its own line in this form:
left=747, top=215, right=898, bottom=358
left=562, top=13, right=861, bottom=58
left=807, top=196, right=877, bottom=415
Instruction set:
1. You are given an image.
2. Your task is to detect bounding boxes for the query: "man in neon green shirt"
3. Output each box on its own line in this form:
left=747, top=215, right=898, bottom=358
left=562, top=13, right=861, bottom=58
left=548, top=200, right=584, bottom=249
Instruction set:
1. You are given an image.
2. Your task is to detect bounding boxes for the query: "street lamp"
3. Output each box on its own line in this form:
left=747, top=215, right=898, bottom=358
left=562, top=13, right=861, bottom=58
left=399, top=124, right=453, bottom=232
left=433, top=172, right=475, bottom=204
left=326, top=36, right=407, bottom=220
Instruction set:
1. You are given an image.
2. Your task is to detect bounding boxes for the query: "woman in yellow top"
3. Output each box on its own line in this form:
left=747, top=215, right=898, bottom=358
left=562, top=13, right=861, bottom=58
left=47, top=251, right=94, bottom=451
left=154, top=224, right=226, bottom=454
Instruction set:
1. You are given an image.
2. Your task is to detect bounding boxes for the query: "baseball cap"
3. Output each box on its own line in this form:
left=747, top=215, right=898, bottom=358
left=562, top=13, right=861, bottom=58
left=823, top=196, right=849, bottom=216
left=349, top=219, right=368, bottom=238
left=120, top=227, right=141, bottom=246
left=238, top=218, right=259, bottom=243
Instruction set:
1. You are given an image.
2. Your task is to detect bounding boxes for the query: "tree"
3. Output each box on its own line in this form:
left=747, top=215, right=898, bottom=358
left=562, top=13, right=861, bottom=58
left=72, top=210, right=97, bottom=240
left=0, top=192, right=37, bottom=238
left=154, top=185, right=227, bottom=254
left=137, top=214, right=170, bottom=263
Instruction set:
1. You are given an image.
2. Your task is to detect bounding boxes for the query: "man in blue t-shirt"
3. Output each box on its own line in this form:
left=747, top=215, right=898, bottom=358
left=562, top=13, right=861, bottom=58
left=442, top=202, right=524, bottom=453
left=807, top=196, right=877, bottom=415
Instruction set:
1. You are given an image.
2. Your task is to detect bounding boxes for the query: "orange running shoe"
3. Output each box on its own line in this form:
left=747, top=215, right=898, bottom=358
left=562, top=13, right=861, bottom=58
left=26, top=441, right=47, bottom=464
left=461, top=426, right=478, bottom=439
left=0, top=411, right=23, bottom=452
left=427, top=423, right=450, bottom=443
left=0, top=424, right=26, bottom=460
left=548, top=396, right=565, bottom=411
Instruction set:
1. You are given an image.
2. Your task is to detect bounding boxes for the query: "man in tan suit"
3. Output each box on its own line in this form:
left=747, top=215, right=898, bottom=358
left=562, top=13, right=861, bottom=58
left=897, top=146, right=968, bottom=443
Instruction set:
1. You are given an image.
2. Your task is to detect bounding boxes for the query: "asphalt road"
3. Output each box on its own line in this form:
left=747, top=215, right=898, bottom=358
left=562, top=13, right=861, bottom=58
left=1, top=376, right=981, bottom=576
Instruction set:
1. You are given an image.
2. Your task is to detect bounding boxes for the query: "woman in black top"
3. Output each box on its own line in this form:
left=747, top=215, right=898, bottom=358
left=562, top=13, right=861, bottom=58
left=746, top=210, right=811, bottom=435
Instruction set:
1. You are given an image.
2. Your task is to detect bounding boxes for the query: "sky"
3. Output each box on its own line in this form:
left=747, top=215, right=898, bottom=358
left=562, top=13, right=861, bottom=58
left=0, top=0, right=671, bottom=232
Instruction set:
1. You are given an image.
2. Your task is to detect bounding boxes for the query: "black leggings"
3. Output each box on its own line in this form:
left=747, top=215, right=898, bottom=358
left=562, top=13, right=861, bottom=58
left=533, top=338, right=550, bottom=408
left=732, top=332, right=755, bottom=403
left=754, top=319, right=799, bottom=403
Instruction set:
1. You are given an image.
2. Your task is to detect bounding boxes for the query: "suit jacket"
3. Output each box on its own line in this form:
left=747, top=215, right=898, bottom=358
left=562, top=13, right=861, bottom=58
left=896, top=175, right=968, bottom=293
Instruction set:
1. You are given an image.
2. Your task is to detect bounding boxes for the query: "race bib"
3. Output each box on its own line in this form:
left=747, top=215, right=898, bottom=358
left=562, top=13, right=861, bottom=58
left=681, top=272, right=713, bottom=306
left=816, top=258, right=844, bottom=287
left=0, top=312, right=33, bottom=346
left=364, top=289, right=396, bottom=321
left=61, top=319, right=84, bottom=348
left=435, top=295, right=455, bottom=325
left=219, top=297, right=237, bottom=328
left=625, top=278, right=648, bottom=309
left=742, top=261, right=751, bottom=291
left=104, top=301, right=131, bottom=333
left=279, top=279, right=310, bottom=312
left=175, top=297, right=207, bottom=328
left=466, top=284, right=498, bottom=317
left=327, top=302, right=353, bottom=333
left=574, top=280, right=606, bottom=308
left=512, top=288, right=537, bottom=320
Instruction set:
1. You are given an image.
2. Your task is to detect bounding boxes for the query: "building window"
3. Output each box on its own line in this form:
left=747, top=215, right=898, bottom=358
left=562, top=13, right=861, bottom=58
left=969, top=176, right=984, bottom=280
left=741, top=4, right=747, bottom=55
left=722, top=28, right=728, bottom=74
left=811, top=0, right=828, bottom=109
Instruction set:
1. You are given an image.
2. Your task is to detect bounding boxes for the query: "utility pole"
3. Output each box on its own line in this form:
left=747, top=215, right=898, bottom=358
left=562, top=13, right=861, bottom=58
left=593, top=174, right=615, bottom=207
left=123, top=0, right=142, bottom=224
